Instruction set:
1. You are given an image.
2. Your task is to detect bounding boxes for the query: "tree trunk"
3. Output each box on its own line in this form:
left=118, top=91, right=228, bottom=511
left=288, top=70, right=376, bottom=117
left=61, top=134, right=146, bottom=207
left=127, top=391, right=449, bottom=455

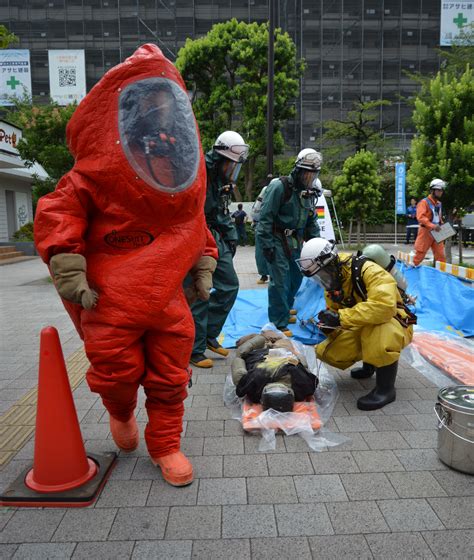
left=356, top=219, right=361, bottom=247
left=362, top=220, right=367, bottom=245
left=244, top=156, right=256, bottom=201
left=348, top=219, right=353, bottom=245
left=458, top=227, right=463, bottom=265
left=233, top=185, right=242, bottom=202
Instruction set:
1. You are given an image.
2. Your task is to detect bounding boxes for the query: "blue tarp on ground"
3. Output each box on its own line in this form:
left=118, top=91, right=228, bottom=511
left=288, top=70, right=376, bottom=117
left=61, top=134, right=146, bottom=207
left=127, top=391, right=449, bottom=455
left=399, top=263, right=474, bottom=338
left=220, top=288, right=325, bottom=347
left=221, top=264, right=474, bottom=347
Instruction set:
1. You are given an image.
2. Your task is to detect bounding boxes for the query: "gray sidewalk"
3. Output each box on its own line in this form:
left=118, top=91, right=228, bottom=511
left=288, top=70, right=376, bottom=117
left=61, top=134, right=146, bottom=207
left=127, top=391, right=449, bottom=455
left=1, top=249, right=473, bottom=560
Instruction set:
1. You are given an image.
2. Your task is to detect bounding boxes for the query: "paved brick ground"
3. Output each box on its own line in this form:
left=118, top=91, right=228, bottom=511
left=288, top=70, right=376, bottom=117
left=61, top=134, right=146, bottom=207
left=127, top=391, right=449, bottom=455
left=1, top=248, right=473, bottom=559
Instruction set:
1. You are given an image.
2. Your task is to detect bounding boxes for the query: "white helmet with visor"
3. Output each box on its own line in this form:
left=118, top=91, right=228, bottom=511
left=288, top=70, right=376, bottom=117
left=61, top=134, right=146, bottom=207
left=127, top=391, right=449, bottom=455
left=213, top=130, right=249, bottom=183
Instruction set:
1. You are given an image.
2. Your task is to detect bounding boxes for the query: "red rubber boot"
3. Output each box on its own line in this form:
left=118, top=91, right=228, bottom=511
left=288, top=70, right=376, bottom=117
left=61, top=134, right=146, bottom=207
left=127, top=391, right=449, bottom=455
left=109, top=415, right=139, bottom=452
left=152, top=451, right=194, bottom=486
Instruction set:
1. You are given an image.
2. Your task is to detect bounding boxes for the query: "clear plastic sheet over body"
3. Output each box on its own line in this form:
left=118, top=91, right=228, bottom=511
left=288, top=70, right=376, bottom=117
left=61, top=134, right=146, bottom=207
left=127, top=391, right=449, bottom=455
left=224, top=323, right=350, bottom=451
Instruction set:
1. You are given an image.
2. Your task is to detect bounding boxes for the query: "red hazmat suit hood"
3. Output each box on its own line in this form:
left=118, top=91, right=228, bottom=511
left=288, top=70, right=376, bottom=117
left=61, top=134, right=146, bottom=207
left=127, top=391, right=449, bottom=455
left=66, top=44, right=205, bottom=228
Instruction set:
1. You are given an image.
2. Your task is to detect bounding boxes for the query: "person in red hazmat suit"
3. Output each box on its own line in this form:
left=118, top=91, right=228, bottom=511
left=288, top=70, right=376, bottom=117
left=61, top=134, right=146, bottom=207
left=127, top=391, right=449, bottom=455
left=34, top=44, right=218, bottom=487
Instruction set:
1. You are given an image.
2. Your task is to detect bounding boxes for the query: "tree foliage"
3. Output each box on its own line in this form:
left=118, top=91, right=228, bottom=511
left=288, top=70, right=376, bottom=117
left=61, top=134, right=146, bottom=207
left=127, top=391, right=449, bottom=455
left=332, top=150, right=382, bottom=244
left=0, top=25, right=18, bottom=49
left=6, top=100, right=76, bottom=208
left=439, top=23, right=474, bottom=77
left=407, top=66, right=474, bottom=216
left=320, top=97, right=392, bottom=162
left=176, top=18, right=304, bottom=199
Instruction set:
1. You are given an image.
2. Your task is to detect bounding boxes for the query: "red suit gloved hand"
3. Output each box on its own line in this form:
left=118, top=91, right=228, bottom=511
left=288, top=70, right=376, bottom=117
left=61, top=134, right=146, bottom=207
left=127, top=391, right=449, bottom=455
left=49, top=253, right=98, bottom=310
left=184, top=256, right=217, bottom=305
left=317, top=309, right=340, bottom=335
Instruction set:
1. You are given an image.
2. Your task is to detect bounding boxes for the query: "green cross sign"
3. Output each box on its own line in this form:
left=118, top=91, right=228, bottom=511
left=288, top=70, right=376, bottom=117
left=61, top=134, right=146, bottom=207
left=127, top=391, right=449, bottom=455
left=6, top=75, right=21, bottom=90
left=453, top=13, right=468, bottom=29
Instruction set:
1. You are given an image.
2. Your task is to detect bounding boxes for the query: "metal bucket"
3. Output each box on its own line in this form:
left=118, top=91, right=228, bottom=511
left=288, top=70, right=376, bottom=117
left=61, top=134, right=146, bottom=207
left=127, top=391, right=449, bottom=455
left=434, top=386, right=474, bottom=474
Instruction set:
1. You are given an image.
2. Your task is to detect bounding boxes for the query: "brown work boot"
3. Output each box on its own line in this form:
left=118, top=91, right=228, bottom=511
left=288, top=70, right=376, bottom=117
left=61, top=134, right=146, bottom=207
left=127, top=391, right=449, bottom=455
left=109, top=415, right=139, bottom=452
left=190, top=353, right=214, bottom=368
left=152, top=451, right=194, bottom=486
left=206, top=337, right=229, bottom=357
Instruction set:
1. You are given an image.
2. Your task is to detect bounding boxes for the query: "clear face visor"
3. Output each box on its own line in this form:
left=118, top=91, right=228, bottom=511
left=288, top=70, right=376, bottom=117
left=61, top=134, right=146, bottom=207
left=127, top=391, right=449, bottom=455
left=314, top=262, right=340, bottom=290
left=220, top=160, right=242, bottom=183
left=119, top=77, right=200, bottom=193
left=299, top=169, right=320, bottom=189
left=296, top=254, right=339, bottom=290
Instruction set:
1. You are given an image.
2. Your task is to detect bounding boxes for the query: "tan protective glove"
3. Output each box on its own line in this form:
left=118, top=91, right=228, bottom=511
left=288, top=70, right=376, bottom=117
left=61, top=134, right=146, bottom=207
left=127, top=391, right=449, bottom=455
left=184, top=255, right=217, bottom=306
left=49, top=253, right=98, bottom=310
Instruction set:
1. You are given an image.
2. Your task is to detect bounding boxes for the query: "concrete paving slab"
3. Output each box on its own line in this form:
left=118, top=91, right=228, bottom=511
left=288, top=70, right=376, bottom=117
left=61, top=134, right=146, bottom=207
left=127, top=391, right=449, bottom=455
left=365, top=532, right=435, bottom=559
left=308, top=534, right=372, bottom=559
left=427, top=497, right=474, bottom=529
left=421, top=529, right=474, bottom=559
left=377, top=499, right=444, bottom=532
left=192, top=538, right=251, bottom=560
left=51, top=508, right=117, bottom=542
left=197, top=477, right=247, bottom=505
left=250, top=536, right=312, bottom=559
left=246, top=476, right=298, bottom=504
left=107, top=506, right=169, bottom=540
left=326, top=501, right=389, bottom=534
left=387, top=471, right=448, bottom=498
left=166, top=505, right=221, bottom=540
left=340, top=472, right=398, bottom=501
left=293, top=474, right=348, bottom=502
left=222, top=505, right=277, bottom=538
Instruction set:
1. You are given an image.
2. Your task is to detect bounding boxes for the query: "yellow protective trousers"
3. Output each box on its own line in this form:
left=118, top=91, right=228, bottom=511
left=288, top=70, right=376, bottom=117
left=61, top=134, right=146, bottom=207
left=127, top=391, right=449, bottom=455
left=316, top=318, right=413, bottom=370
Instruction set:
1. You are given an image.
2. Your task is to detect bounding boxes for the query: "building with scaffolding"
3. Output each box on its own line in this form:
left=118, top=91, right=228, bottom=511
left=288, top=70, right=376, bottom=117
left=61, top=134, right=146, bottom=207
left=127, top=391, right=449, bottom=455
left=2, top=1, right=442, bottom=151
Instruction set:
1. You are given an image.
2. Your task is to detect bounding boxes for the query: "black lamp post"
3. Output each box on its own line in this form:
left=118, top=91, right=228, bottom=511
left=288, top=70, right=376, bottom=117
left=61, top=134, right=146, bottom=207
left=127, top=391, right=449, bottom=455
left=266, top=0, right=275, bottom=177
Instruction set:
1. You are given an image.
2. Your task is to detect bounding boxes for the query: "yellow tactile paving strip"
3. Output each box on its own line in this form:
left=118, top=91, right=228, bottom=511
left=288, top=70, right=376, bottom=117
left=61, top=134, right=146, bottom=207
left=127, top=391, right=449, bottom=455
left=0, top=347, right=89, bottom=467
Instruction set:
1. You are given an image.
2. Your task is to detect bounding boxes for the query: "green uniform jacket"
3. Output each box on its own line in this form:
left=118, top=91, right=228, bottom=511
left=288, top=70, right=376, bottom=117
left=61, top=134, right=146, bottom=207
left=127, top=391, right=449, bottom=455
left=257, top=174, right=320, bottom=251
left=204, top=151, right=238, bottom=244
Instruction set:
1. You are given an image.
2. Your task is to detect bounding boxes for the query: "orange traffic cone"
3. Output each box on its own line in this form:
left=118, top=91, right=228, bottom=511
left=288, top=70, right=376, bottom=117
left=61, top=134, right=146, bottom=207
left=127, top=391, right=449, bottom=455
left=1, top=327, right=116, bottom=507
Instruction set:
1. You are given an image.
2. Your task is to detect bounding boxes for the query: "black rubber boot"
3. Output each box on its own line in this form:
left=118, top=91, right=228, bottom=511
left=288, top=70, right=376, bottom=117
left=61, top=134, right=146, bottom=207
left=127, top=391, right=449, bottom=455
left=356, top=361, right=398, bottom=411
left=351, top=362, right=375, bottom=379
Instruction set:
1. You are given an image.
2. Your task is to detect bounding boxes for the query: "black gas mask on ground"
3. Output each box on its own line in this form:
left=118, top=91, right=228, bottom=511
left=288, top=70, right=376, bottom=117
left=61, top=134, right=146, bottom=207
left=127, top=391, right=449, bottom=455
left=261, top=382, right=295, bottom=413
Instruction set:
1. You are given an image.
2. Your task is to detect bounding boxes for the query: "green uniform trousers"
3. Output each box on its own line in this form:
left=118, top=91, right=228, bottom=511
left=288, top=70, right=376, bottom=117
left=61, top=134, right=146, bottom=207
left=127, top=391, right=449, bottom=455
left=254, top=232, right=268, bottom=277
left=266, top=240, right=302, bottom=329
left=189, top=232, right=239, bottom=355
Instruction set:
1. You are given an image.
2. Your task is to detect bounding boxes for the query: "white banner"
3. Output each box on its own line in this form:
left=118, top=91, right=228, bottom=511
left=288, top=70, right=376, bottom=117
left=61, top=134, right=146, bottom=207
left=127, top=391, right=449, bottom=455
left=0, top=50, right=32, bottom=106
left=315, top=195, right=336, bottom=241
left=48, top=50, right=86, bottom=106
left=440, top=2, right=474, bottom=46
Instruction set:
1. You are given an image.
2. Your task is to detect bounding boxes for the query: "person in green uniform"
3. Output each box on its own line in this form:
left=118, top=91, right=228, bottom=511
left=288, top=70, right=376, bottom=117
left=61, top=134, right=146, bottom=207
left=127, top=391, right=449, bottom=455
left=189, top=131, right=249, bottom=368
left=256, top=148, right=322, bottom=336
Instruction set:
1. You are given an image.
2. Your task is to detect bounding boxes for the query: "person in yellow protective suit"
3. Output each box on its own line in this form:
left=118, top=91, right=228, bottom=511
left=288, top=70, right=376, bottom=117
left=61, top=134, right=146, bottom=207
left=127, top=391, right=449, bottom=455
left=297, top=239, right=414, bottom=410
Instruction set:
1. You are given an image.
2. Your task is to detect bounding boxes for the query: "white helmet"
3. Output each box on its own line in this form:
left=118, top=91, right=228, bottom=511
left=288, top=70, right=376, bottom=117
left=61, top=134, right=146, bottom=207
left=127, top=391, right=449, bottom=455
left=296, top=238, right=338, bottom=278
left=295, top=148, right=323, bottom=171
left=430, top=178, right=447, bottom=190
left=213, top=131, right=249, bottom=163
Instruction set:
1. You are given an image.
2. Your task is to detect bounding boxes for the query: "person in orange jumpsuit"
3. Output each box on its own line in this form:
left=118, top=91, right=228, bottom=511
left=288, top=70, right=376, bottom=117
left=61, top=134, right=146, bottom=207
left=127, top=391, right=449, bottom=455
left=34, top=44, right=218, bottom=486
left=413, top=178, right=447, bottom=266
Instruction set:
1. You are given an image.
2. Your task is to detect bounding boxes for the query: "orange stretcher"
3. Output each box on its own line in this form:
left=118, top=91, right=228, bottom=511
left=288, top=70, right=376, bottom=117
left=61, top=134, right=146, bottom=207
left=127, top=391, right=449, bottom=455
left=241, top=397, right=322, bottom=432
left=411, top=332, right=474, bottom=385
